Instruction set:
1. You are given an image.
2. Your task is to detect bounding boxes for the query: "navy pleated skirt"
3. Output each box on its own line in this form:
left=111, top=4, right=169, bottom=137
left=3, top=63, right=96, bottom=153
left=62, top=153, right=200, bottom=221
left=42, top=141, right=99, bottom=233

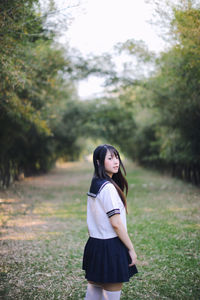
left=82, top=236, right=138, bottom=283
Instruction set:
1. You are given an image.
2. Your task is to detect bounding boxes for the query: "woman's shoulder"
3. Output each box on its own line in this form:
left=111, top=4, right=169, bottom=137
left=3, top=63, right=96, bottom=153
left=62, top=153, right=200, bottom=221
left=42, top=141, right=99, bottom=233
left=99, top=182, right=122, bottom=209
left=87, top=177, right=111, bottom=198
left=98, top=182, right=118, bottom=199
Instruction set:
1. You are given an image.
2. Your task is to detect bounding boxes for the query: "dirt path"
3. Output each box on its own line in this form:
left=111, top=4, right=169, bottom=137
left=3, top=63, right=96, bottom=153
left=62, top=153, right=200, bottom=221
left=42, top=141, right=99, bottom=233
left=0, top=161, right=93, bottom=299
left=0, top=161, right=199, bottom=299
left=0, top=161, right=91, bottom=238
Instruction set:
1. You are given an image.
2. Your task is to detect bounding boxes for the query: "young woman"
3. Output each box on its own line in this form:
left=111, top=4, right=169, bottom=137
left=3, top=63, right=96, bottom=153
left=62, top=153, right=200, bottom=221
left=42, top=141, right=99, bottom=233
left=82, top=144, right=138, bottom=300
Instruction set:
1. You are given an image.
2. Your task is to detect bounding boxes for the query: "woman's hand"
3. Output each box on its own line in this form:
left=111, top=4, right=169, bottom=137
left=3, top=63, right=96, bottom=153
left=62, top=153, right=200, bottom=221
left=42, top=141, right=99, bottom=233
left=128, top=249, right=137, bottom=267
left=109, top=215, right=138, bottom=266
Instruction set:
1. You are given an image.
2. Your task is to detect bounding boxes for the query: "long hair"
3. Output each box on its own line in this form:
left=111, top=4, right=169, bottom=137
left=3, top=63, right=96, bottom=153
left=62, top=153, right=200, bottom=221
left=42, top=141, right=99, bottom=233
left=93, top=144, right=128, bottom=213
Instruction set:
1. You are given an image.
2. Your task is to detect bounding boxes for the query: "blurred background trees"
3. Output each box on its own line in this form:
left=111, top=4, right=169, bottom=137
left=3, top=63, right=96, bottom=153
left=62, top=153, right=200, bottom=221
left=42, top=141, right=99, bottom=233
left=0, top=0, right=199, bottom=187
left=113, top=2, right=200, bottom=184
left=0, top=0, right=81, bottom=186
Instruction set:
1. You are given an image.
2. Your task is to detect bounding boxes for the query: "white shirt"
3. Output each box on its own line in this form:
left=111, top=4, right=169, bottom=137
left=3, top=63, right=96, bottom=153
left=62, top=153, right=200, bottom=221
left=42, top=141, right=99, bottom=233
left=87, top=183, right=127, bottom=239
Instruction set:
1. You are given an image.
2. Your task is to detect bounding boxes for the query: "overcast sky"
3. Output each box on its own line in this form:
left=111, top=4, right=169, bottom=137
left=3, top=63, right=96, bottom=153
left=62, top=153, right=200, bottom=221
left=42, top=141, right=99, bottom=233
left=66, top=0, right=165, bottom=54
left=53, top=0, right=166, bottom=99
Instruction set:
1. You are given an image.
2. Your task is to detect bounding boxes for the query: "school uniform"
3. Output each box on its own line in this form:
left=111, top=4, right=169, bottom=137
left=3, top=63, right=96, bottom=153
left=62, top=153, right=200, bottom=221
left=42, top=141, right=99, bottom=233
left=82, top=177, right=138, bottom=283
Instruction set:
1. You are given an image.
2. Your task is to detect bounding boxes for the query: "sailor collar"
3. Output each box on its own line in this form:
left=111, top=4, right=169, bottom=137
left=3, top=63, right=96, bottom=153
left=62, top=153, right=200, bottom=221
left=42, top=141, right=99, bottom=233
left=87, top=177, right=110, bottom=198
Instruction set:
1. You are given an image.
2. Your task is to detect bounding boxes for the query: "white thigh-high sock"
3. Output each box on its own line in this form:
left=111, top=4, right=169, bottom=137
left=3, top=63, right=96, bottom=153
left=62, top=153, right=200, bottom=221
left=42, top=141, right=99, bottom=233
left=85, top=283, right=102, bottom=300
left=102, top=289, right=121, bottom=300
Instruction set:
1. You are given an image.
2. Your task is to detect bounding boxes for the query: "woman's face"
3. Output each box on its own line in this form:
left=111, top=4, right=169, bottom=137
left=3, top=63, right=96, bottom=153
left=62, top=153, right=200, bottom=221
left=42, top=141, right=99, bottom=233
left=104, top=150, right=119, bottom=177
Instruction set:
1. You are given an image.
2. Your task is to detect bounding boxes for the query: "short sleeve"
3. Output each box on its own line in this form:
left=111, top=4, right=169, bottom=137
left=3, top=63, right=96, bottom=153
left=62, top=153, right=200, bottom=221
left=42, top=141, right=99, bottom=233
left=98, top=183, right=121, bottom=218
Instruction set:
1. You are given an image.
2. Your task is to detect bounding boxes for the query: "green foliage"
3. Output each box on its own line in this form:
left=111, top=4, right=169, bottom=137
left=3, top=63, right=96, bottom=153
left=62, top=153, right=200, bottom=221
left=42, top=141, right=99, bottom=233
left=53, top=100, right=88, bottom=161
left=0, top=0, right=82, bottom=187
left=149, top=6, right=200, bottom=169
left=1, top=0, right=200, bottom=187
left=115, top=39, right=156, bottom=63
left=102, top=1, right=200, bottom=184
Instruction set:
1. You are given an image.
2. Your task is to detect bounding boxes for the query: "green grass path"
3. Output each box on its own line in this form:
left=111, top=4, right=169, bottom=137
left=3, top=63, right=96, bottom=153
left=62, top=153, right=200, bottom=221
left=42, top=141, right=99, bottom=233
left=0, top=161, right=199, bottom=299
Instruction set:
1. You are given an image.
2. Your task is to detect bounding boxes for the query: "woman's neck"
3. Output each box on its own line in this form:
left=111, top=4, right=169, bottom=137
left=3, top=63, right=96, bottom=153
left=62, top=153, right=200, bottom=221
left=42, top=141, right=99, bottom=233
left=106, top=172, right=113, bottom=178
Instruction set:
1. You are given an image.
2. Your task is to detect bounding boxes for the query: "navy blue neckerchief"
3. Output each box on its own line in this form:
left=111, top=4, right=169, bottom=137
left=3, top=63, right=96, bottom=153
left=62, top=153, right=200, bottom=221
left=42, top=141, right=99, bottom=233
left=87, top=177, right=110, bottom=198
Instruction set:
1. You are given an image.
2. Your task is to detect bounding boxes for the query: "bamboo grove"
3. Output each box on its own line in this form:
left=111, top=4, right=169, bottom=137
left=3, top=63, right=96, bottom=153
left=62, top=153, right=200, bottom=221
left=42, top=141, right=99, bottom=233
left=0, top=0, right=200, bottom=187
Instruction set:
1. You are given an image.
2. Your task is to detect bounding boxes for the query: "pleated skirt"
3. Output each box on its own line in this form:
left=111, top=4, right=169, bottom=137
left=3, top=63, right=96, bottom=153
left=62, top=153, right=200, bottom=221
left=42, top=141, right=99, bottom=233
left=82, top=236, right=138, bottom=283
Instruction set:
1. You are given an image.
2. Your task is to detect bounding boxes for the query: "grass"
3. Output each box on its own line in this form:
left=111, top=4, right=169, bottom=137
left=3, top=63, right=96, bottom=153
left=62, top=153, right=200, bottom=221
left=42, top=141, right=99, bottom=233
left=0, top=161, right=199, bottom=299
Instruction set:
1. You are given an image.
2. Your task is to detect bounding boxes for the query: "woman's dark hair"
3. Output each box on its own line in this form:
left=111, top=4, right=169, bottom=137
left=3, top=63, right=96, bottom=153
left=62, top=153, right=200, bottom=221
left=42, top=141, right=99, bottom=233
left=93, top=144, right=128, bottom=212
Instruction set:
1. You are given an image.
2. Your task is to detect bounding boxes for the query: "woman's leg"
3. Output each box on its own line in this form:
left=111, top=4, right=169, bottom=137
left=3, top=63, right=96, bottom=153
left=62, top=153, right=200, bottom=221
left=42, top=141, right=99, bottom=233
left=101, top=283, right=122, bottom=300
left=86, top=281, right=122, bottom=300
left=101, top=283, right=122, bottom=291
left=85, top=281, right=102, bottom=300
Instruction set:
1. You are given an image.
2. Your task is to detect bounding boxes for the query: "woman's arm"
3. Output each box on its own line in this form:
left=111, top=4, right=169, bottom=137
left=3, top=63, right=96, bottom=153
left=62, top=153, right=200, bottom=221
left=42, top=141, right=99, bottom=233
left=109, top=214, right=137, bottom=266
